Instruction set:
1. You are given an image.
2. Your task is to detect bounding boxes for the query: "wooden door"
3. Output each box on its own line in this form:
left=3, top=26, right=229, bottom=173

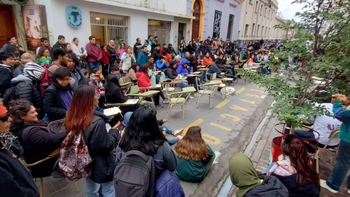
left=0, top=5, right=16, bottom=49
left=191, top=0, right=200, bottom=40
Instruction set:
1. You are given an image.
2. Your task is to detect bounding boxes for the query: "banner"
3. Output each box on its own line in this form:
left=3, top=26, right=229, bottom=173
left=212, top=10, right=222, bottom=38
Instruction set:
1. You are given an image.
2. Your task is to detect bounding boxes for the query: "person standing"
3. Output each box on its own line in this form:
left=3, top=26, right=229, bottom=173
left=52, top=35, right=66, bottom=51
left=137, top=45, right=148, bottom=66
left=35, top=37, right=53, bottom=59
left=0, top=36, right=25, bottom=56
left=121, top=46, right=134, bottom=73
left=0, top=103, right=40, bottom=197
left=86, top=36, right=102, bottom=70
left=100, top=44, right=111, bottom=78
left=133, top=38, right=142, bottom=59
left=107, top=40, right=117, bottom=69
left=71, top=37, right=87, bottom=59
left=0, top=53, right=15, bottom=97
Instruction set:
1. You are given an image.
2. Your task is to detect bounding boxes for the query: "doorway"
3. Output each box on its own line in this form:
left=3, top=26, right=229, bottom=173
left=178, top=23, right=186, bottom=44
left=191, top=0, right=200, bottom=40
left=227, top=14, right=234, bottom=40
left=0, top=5, right=16, bottom=48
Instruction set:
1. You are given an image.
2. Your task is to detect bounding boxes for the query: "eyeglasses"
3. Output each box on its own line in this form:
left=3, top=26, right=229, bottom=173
left=0, top=114, right=9, bottom=122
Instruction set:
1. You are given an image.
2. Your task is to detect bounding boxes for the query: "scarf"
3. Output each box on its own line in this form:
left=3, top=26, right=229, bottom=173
left=23, top=62, right=45, bottom=81
left=0, top=132, right=20, bottom=158
left=229, top=153, right=261, bottom=197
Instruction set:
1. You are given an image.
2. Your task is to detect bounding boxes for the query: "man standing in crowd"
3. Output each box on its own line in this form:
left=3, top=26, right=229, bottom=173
left=0, top=36, right=25, bottom=55
left=151, top=36, right=158, bottom=54
left=52, top=35, right=66, bottom=50
left=86, top=36, right=102, bottom=70
left=36, top=37, right=53, bottom=57
left=133, top=38, right=143, bottom=59
left=0, top=53, right=15, bottom=97
left=152, top=44, right=163, bottom=63
left=13, top=53, right=34, bottom=77
left=137, top=45, right=148, bottom=66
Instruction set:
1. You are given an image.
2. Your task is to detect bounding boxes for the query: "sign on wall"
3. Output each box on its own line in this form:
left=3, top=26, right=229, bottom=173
left=66, top=6, right=82, bottom=28
left=213, top=10, right=222, bottom=38
left=22, top=5, right=49, bottom=51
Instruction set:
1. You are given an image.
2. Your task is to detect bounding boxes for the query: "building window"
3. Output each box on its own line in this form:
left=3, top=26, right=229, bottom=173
left=244, top=24, right=249, bottom=36
left=227, top=14, right=234, bottom=40
left=257, top=25, right=260, bottom=36
left=260, top=5, right=263, bottom=15
left=249, top=0, right=253, bottom=4
left=255, top=1, right=259, bottom=13
left=265, top=7, right=267, bottom=17
left=252, top=23, right=255, bottom=36
left=261, top=26, right=264, bottom=36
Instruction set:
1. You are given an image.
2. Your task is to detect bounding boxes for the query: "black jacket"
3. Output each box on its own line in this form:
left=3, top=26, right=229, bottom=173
left=52, top=41, right=66, bottom=51
left=107, top=45, right=117, bottom=65
left=186, top=44, right=194, bottom=54
left=244, top=175, right=289, bottom=197
left=43, top=84, right=73, bottom=121
left=82, top=114, right=120, bottom=183
left=105, top=74, right=128, bottom=104
left=165, top=68, right=177, bottom=79
left=8, top=75, right=43, bottom=115
left=10, top=124, right=66, bottom=178
left=0, top=64, right=13, bottom=97
left=133, top=43, right=143, bottom=58
left=152, top=50, right=163, bottom=63
left=0, top=142, right=39, bottom=197
left=167, top=47, right=177, bottom=55
left=272, top=173, right=320, bottom=197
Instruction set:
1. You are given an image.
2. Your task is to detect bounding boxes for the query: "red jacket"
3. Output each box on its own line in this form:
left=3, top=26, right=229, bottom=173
left=86, top=43, right=102, bottom=62
left=101, top=50, right=110, bottom=64
left=136, top=71, right=151, bottom=93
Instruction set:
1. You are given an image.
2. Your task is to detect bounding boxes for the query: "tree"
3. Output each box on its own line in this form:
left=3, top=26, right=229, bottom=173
left=241, top=0, right=350, bottom=132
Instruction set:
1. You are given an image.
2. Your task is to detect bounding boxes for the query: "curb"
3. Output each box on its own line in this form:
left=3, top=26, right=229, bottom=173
left=190, top=95, right=274, bottom=197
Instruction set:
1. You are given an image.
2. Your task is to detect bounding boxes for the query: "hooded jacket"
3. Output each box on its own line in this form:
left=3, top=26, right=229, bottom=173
left=137, top=50, right=148, bottom=66
left=244, top=175, right=289, bottom=197
left=10, top=124, right=66, bottom=178
left=156, top=59, right=169, bottom=70
left=177, top=59, right=189, bottom=76
left=0, top=64, right=13, bottom=97
left=136, top=71, right=151, bottom=92
left=6, top=75, right=42, bottom=113
left=133, top=42, right=143, bottom=58
left=165, top=67, right=178, bottom=79
left=52, top=41, right=66, bottom=51
left=105, top=74, right=128, bottom=104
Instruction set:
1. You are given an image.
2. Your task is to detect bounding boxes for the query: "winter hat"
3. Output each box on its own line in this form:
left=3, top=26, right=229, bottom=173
left=0, top=103, right=8, bottom=117
left=23, top=62, right=45, bottom=81
left=122, top=112, right=133, bottom=127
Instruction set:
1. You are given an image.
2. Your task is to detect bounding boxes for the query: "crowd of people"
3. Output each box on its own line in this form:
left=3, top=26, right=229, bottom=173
left=0, top=33, right=348, bottom=197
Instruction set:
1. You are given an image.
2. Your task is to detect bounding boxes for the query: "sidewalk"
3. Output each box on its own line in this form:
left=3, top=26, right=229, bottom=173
left=229, top=116, right=349, bottom=197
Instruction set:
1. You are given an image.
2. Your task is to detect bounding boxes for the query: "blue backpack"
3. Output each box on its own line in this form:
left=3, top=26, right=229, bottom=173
left=155, top=170, right=185, bottom=197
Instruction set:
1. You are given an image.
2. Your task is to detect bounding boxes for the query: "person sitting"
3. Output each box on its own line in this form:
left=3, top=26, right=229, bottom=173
left=174, top=126, right=215, bottom=182
left=247, top=54, right=255, bottom=64
left=254, top=52, right=269, bottom=74
left=155, top=56, right=169, bottom=70
left=0, top=103, right=40, bottom=197
left=202, top=52, right=214, bottom=66
left=177, top=59, right=190, bottom=76
left=8, top=100, right=66, bottom=178
left=106, top=73, right=128, bottom=104
left=35, top=47, right=52, bottom=67
left=90, top=67, right=106, bottom=109
left=136, top=64, right=168, bottom=107
left=208, top=59, right=224, bottom=77
left=43, top=67, right=73, bottom=121
left=124, top=63, right=138, bottom=83
left=267, top=135, right=320, bottom=196
left=116, top=105, right=177, bottom=178
left=165, top=61, right=187, bottom=88
left=229, top=153, right=289, bottom=197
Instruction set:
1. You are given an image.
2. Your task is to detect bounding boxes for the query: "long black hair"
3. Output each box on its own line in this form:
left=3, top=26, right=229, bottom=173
left=119, top=105, right=166, bottom=155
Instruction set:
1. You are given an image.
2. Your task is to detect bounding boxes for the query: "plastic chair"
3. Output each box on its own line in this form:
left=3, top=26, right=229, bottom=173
left=315, top=129, right=340, bottom=173
left=21, top=149, right=80, bottom=197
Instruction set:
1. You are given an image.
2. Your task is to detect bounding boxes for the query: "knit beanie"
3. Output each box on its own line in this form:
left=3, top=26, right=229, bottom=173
left=0, top=103, right=8, bottom=117
left=23, top=62, right=45, bottom=81
left=122, top=112, right=133, bottom=127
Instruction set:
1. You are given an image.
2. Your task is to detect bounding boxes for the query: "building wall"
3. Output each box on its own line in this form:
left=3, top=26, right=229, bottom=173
left=238, top=0, right=284, bottom=41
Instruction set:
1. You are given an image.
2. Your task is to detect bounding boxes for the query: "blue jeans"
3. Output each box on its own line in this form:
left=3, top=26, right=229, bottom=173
left=160, top=125, right=178, bottom=145
left=176, top=80, right=187, bottom=88
left=264, top=162, right=275, bottom=174
left=200, top=70, right=207, bottom=82
left=85, top=178, right=115, bottom=197
left=89, top=62, right=100, bottom=70
left=327, top=140, right=350, bottom=190
left=179, top=52, right=184, bottom=58
left=295, top=129, right=317, bottom=153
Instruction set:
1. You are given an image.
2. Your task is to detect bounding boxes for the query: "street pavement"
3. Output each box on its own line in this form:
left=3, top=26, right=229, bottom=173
left=37, top=80, right=274, bottom=197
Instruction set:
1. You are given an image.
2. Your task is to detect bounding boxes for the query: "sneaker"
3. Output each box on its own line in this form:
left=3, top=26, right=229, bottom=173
left=163, top=99, right=170, bottom=104
left=189, top=96, right=194, bottom=99
left=320, top=179, right=338, bottom=193
left=176, top=135, right=183, bottom=140
left=156, top=105, right=164, bottom=108
left=172, top=128, right=184, bottom=136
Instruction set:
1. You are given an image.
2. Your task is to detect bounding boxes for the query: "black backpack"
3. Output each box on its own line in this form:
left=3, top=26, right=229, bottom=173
left=114, top=150, right=157, bottom=197
left=3, top=86, right=17, bottom=106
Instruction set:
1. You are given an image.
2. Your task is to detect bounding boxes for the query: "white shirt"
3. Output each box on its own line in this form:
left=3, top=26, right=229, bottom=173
left=71, top=43, right=87, bottom=58
left=313, top=103, right=341, bottom=146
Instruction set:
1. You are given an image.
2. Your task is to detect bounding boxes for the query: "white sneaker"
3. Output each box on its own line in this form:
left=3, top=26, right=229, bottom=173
left=189, top=96, right=194, bottom=99
left=163, top=99, right=170, bottom=104
left=172, top=128, right=183, bottom=136
left=320, top=179, right=338, bottom=193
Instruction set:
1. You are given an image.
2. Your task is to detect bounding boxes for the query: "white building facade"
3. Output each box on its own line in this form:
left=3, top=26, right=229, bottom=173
left=238, top=0, right=286, bottom=41
left=1, top=0, right=193, bottom=51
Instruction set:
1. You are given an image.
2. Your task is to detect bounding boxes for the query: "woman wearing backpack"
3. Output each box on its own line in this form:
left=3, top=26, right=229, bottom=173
left=63, top=85, right=120, bottom=197
left=115, top=105, right=178, bottom=196
left=8, top=99, right=66, bottom=178
left=174, top=126, right=215, bottom=182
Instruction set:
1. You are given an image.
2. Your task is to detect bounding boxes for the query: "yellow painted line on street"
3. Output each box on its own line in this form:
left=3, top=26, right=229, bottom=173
left=202, top=133, right=221, bottom=145
left=210, top=123, right=232, bottom=131
left=239, top=99, right=256, bottom=105
left=250, top=89, right=265, bottom=93
left=183, top=118, right=204, bottom=135
left=220, top=114, right=241, bottom=122
left=245, top=93, right=261, bottom=98
left=230, top=105, right=248, bottom=112
left=236, top=87, right=246, bottom=94
left=215, top=99, right=230, bottom=109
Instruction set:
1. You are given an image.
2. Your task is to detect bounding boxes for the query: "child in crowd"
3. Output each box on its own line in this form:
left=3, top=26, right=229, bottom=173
left=81, top=68, right=89, bottom=78
left=100, top=44, right=110, bottom=78
left=35, top=48, right=52, bottom=66
left=174, top=126, right=215, bottom=182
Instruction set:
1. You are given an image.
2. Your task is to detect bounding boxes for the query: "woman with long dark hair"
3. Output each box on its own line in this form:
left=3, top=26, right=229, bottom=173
left=63, top=85, right=120, bottom=197
left=43, top=67, right=73, bottom=121
left=116, top=105, right=177, bottom=178
left=174, top=126, right=215, bottom=182
left=67, top=53, right=85, bottom=90
left=8, top=99, right=66, bottom=178
left=268, top=135, right=320, bottom=196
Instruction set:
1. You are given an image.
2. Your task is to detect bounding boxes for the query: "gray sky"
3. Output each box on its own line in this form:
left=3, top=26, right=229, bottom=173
left=277, top=0, right=305, bottom=20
